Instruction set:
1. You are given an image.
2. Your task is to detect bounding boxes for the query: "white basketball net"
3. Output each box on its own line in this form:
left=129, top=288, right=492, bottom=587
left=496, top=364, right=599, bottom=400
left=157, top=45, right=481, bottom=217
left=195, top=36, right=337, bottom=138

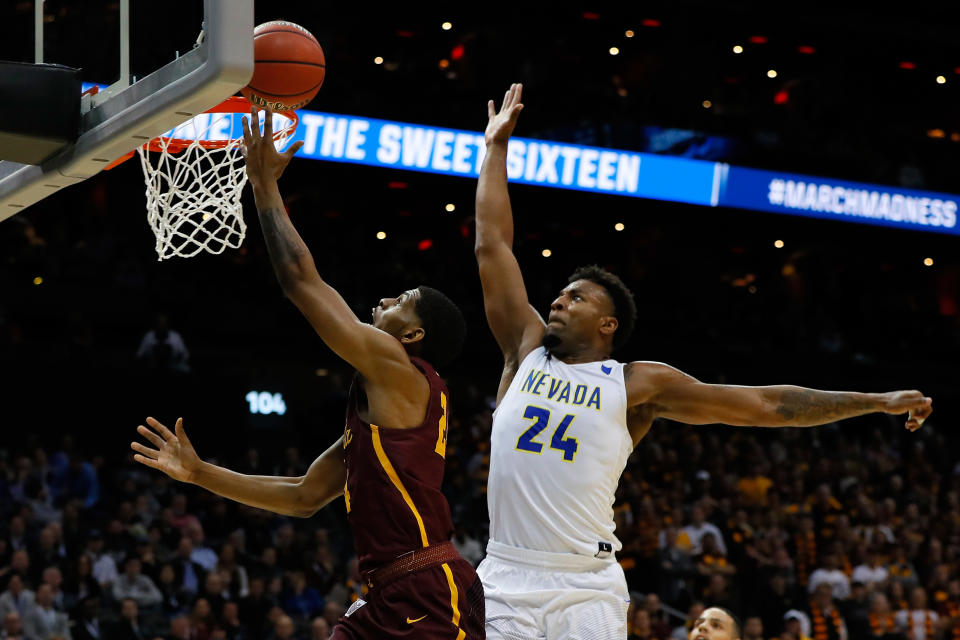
left=137, top=107, right=295, bottom=260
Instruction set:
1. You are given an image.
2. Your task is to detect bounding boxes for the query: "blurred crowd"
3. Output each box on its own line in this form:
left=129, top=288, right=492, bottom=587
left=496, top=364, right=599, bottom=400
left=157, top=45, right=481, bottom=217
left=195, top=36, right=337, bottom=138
left=0, top=395, right=957, bottom=640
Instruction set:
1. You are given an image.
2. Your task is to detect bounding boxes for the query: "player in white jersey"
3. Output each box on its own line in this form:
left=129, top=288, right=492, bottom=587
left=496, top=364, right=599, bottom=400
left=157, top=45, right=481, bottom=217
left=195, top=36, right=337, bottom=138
left=473, top=83, right=934, bottom=640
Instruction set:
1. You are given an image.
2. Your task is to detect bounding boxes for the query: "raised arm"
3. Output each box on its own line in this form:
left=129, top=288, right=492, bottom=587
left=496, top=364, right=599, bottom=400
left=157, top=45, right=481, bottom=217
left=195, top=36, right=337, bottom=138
left=132, top=417, right=344, bottom=518
left=625, top=361, right=932, bottom=430
left=475, top=83, right=545, bottom=374
left=242, top=108, right=419, bottom=391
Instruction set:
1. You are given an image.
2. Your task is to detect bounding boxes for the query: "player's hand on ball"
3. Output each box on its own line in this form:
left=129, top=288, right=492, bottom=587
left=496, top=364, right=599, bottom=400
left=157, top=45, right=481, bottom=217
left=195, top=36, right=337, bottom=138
left=880, top=390, right=932, bottom=431
left=132, top=417, right=202, bottom=483
left=241, top=106, right=305, bottom=187
left=485, top=83, right=524, bottom=146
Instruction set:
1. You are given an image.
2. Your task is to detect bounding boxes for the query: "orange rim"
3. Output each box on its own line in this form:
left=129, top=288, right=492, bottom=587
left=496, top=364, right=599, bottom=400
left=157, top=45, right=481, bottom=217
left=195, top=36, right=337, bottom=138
left=145, top=96, right=299, bottom=153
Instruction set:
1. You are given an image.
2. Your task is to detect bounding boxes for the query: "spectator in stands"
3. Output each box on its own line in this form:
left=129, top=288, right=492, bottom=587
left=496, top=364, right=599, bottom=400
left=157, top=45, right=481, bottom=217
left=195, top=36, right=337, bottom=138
left=644, top=593, right=674, bottom=640
left=156, top=563, right=186, bottom=617
left=859, top=592, right=904, bottom=640
left=199, top=572, right=226, bottom=619
left=166, top=616, right=191, bottom=640
left=1, top=611, right=23, bottom=640
left=70, top=596, right=102, bottom=640
left=112, top=557, right=161, bottom=610
left=63, top=553, right=100, bottom=602
left=682, top=505, right=727, bottom=556
left=808, top=583, right=848, bottom=640
left=172, top=537, right=205, bottom=596
left=84, top=532, right=117, bottom=590
left=673, top=602, right=705, bottom=640
left=282, top=571, right=323, bottom=621
left=810, top=553, right=852, bottom=601
left=784, top=610, right=813, bottom=640
left=239, top=577, right=274, bottom=639
left=450, top=525, right=483, bottom=568
left=22, top=583, right=70, bottom=640
left=136, top=315, right=190, bottom=374
left=107, top=598, right=147, bottom=640
left=743, top=617, right=764, bottom=640
left=220, top=601, right=245, bottom=640
left=215, top=544, right=249, bottom=600
left=188, top=598, right=214, bottom=640
left=630, top=608, right=658, bottom=640
left=853, top=550, right=889, bottom=593
left=185, top=524, right=217, bottom=573
left=895, top=586, right=938, bottom=640
left=39, top=568, right=67, bottom=613
left=268, top=615, right=299, bottom=640
left=62, top=453, right=100, bottom=510
left=309, top=616, right=329, bottom=640
left=0, top=576, right=33, bottom=620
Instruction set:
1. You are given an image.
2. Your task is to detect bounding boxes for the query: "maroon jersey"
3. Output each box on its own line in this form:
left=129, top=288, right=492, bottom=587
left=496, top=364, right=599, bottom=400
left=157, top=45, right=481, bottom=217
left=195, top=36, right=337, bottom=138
left=343, top=357, right=455, bottom=574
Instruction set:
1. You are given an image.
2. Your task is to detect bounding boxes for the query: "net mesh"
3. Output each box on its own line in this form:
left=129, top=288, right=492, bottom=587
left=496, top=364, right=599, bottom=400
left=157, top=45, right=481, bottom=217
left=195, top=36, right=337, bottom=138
left=137, top=105, right=295, bottom=260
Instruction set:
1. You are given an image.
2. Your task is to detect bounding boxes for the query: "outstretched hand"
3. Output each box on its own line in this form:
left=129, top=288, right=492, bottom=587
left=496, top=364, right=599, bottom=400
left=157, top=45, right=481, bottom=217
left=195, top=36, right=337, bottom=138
left=485, top=83, right=524, bottom=146
left=241, top=106, right=305, bottom=188
left=131, top=417, right=202, bottom=483
left=880, top=391, right=932, bottom=431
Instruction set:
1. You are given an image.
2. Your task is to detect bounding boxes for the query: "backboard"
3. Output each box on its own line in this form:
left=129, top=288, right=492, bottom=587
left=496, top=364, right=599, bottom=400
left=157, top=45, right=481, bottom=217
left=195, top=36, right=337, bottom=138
left=0, top=0, right=254, bottom=221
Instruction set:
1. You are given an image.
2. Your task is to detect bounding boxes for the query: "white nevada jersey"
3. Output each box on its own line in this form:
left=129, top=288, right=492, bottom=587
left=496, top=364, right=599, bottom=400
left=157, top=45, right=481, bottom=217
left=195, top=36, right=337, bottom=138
left=488, top=346, right=632, bottom=559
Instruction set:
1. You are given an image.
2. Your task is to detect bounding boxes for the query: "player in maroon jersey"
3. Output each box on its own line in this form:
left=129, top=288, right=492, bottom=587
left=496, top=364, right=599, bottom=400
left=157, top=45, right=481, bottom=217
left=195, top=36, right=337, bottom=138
left=131, top=107, right=483, bottom=639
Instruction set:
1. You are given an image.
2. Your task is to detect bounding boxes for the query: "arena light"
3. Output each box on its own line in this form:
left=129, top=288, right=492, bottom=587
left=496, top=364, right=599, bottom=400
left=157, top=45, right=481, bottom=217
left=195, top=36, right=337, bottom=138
left=625, top=30, right=635, bottom=38
left=615, top=222, right=625, bottom=231
left=774, top=90, right=789, bottom=104
left=928, top=129, right=946, bottom=138
left=924, top=257, right=934, bottom=266
left=445, top=203, right=456, bottom=212
left=376, top=231, right=387, bottom=240
left=441, top=21, right=453, bottom=31
left=767, top=69, right=778, bottom=78
left=451, top=44, right=465, bottom=61
left=899, top=61, right=916, bottom=70
left=732, top=45, right=743, bottom=54
left=749, top=36, right=768, bottom=44
left=33, top=276, right=43, bottom=285
left=418, top=239, right=434, bottom=251
left=641, top=19, right=661, bottom=27
left=439, top=59, right=450, bottom=70
left=702, top=100, right=712, bottom=108
left=774, top=239, right=785, bottom=248
left=797, top=45, right=816, bottom=55
left=373, top=56, right=384, bottom=65
left=609, top=47, right=620, bottom=56
left=542, top=249, right=552, bottom=257
left=937, top=75, right=947, bottom=84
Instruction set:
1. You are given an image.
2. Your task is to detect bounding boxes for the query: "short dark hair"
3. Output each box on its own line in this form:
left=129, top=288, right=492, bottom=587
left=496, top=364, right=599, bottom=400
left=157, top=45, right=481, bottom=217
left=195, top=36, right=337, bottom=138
left=715, top=607, right=742, bottom=639
left=568, top=265, right=637, bottom=350
left=413, top=286, right=466, bottom=367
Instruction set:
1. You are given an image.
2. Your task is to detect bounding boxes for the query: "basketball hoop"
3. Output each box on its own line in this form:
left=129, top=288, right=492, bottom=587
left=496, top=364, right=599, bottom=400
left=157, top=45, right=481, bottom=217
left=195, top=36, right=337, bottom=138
left=136, top=96, right=299, bottom=260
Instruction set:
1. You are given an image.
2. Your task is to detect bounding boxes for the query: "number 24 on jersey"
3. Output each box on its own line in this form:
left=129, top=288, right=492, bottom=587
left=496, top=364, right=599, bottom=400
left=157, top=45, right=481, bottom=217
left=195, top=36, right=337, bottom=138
left=515, top=405, right=579, bottom=462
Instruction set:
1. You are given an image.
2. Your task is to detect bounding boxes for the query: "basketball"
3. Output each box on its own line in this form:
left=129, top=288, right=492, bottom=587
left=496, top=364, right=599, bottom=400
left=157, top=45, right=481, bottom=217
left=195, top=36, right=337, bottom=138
left=240, top=20, right=326, bottom=112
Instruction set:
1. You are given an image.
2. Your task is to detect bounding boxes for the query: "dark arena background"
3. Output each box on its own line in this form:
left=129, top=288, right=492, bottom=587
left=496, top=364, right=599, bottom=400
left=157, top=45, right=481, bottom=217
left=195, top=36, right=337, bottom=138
left=1, top=3, right=959, bottom=639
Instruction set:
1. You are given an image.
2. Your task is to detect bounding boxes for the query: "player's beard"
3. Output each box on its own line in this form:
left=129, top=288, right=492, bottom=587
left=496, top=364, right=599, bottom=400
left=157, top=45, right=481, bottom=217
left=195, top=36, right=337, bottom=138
left=541, top=331, right=561, bottom=352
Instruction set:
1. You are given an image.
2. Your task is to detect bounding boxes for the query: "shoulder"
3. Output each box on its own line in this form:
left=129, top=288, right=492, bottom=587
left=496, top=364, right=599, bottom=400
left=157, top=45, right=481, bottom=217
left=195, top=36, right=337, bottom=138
left=624, top=360, right=698, bottom=406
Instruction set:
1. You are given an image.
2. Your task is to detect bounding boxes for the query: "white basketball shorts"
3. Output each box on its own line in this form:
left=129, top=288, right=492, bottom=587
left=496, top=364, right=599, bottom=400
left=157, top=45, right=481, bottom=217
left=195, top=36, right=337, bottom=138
left=477, top=540, right=630, bottom=640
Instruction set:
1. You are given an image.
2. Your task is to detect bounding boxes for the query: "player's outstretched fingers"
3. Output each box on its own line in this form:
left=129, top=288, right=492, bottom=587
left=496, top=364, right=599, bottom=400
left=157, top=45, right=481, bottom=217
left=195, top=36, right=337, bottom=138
left=488, top=99, right=496, bottom=119
left=137, top=424, right=165, bottom=448
left=145, top=416, right=176, bottom=442
left=133, top=453, right=161, bottom=470
left=263, top=108, right=274, bottom=138
left=131, top=442, right=159, bottom=459
left=249, top=106, right=261, bottom=140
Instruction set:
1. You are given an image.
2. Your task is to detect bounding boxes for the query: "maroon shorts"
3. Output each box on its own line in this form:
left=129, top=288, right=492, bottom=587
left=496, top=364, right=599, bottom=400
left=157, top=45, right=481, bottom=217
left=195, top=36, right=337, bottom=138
left=332, top=558, right=485, bottom=639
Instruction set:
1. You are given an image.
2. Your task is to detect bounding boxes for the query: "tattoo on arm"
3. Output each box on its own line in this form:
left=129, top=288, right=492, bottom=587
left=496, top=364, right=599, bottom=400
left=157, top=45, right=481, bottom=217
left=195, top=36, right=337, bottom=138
left=774, top=388, right=876, bottom=425
left=257, top=206, right=312, bottom=283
